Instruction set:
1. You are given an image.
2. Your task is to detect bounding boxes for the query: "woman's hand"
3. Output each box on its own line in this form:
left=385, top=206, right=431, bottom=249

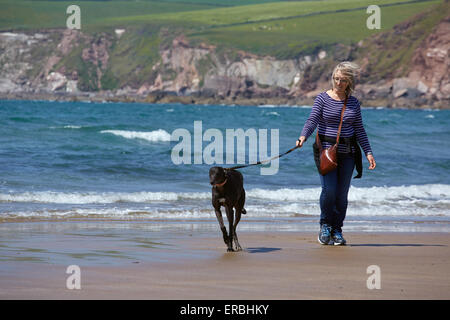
left=367, top=153, right=376, bottom=170
left=296, top=136, right=306, bottom=148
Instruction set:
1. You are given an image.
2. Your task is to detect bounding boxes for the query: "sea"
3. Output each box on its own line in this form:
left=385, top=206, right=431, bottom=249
left=1, top=99, right=449, bottom=232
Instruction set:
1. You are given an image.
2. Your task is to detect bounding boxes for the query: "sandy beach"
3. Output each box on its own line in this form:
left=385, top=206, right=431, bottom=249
left=0, top=221, right=449, bottom=300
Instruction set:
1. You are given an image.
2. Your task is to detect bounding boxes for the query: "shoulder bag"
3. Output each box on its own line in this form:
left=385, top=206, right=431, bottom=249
left=314, top=97, right=347, bottom=175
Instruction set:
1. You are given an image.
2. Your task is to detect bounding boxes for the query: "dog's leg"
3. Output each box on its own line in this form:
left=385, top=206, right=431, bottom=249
left=214, top=208, right=229, bottom=245
left=225, top=206, right=234, bottom=252
left=240, top=190, right=246, bottom=215
left=233, top=208, right=242, bottom=251
left=232, top=191, right=245, bottom=251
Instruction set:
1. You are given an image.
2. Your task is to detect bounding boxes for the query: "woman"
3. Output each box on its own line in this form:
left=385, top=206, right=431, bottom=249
left=296, top=61, right=376, bottom=245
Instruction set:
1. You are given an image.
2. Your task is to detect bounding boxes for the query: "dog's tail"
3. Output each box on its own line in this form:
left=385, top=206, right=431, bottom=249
left=241, top=208, right=247, bottom=215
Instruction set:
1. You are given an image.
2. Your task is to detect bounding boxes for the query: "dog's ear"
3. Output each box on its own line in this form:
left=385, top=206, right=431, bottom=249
left=209, top=166, right=218, bottom=175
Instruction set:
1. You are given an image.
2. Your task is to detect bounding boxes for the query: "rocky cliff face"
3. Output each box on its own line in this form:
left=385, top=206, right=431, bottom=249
left=135, top=34, right=327, bottom=103
left=354, top=5, right=449, bottom=109
left=0, top=28, right=325, bottom=105
left=0, top=29, right=112, bottom=95
left=409, top=15, right=449, bottom=101
left=0, top=32, right=47, bottom=94
left=0, top=7, right=448, bottom=108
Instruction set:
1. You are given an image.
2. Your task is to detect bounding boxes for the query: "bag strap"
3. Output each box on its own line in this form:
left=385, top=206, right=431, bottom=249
left=335, top=96, right=348, bottom=145
left=315, top=96, right=347, bottom=147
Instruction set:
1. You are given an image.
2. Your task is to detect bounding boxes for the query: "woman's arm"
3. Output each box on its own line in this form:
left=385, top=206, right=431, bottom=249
left=354, top=102, right=376, bottom=169
left=296, top=94, right=323, bottom=148
left=353, top=102, right=372, bottom=155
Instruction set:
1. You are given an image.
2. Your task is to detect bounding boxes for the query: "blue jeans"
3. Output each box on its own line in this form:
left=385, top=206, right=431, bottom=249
left=319, top=153, right=355, bottom=232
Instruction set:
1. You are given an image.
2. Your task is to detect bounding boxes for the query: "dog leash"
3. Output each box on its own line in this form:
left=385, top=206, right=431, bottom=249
left=226, top=145, right=300, bottom=170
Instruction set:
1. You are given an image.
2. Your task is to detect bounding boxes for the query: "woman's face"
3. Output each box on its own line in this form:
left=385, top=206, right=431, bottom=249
left=333, top=70, right=349, bottom=93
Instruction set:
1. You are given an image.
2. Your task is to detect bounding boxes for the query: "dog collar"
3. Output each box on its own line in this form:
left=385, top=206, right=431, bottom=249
left=214, top=179, right=227, bottom=188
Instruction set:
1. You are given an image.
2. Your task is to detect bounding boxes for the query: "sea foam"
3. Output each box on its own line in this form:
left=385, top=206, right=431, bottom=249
left=0, top=191, right=209, bottom=204
left=101, top=129, right=171, bottom=142
left=1, top=185, right=448, bottom=215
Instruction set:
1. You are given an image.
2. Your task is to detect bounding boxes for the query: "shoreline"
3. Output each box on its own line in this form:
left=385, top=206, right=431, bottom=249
left=1, top=216, right=449, bottom=233
left=0, top=220, right=449, bottom=299
left=1, top=93, right=447, bottom=110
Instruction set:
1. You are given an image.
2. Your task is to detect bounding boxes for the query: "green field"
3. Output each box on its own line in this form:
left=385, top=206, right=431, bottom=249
left=0, top=0, right=217, bottom=30
left=99, top=0, right=441, bottom=58
left=112, top=0, right=422, bottom=25
left=1, top=0, right=441, bottom=31
left=0, top=0, right=305, bottom=30
left=1, top=0, right=442, bottom=58
left=186, top=0, right=443, bottom=57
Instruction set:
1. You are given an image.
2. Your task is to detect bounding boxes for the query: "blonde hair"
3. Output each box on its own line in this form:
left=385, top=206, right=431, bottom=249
left=331, top=61, right=360, bottom=97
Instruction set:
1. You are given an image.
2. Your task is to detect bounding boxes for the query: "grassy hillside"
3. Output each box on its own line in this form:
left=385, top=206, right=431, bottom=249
left=354, top=0, right=450, bottom=82
left=92, top=0, right=442, bottom=58
left=187, top=0, right=443, bottom=58
left=101, top=0, right=428, bottom=30
left=0, top=0, right=218, bottom=30
left=2, top=0, right=440, bottom=32
left=0, top=0, right=304, bottom=31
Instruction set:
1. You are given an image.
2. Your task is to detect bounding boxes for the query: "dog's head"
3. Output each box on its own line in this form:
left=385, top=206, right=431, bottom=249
left=209, top=166, right=227, bottom=187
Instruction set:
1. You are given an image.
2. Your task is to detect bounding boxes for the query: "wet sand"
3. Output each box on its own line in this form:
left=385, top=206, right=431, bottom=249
left=0, top=221, right=449, bottom=299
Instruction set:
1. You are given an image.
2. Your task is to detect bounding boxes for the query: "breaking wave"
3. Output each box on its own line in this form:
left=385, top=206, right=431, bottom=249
left=101, top=129, right=171, bottom=142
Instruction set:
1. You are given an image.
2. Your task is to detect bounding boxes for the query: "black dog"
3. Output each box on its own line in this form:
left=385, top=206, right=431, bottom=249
left=209, top=166, right=246, bottom=252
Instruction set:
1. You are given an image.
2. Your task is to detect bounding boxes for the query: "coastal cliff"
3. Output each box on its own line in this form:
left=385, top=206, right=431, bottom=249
left=0, top=2, right=448, bottom=108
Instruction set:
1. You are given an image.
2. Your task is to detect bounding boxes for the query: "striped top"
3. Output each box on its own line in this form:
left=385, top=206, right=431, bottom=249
left=301, top=92, right=373, bottom=155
